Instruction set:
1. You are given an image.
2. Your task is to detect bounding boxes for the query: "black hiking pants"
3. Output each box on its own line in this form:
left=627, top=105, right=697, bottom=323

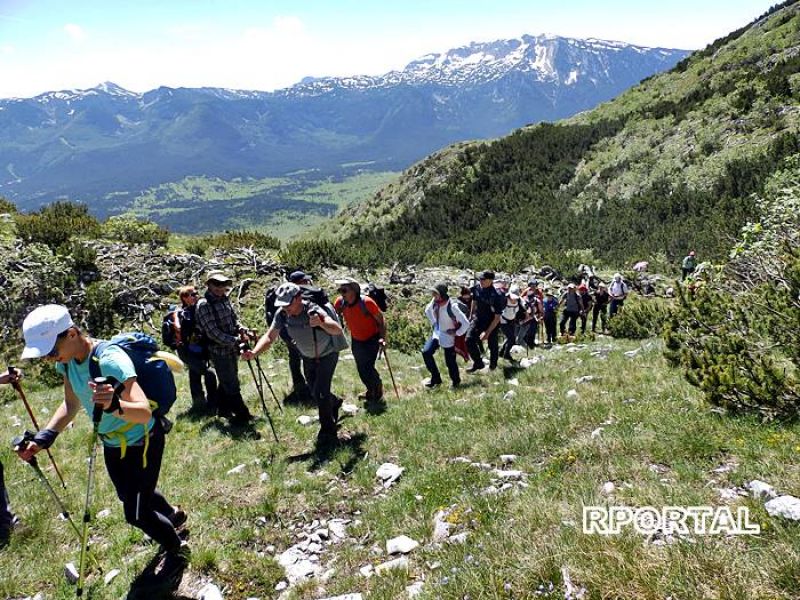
left=560, top=310, right=579, bottom=335
left=466, top=321, right=499, bottom=369
left=351, top=337, right=383, bottom=397
left=211, top=353, right=252, bottom=420
left=104, top=424, right=181, bottom=553
left=177, top=348, right=218, bottom=410
left=592, top=304, right=608, bottom=332
left=500, top=321, right=517, bottom=359
left=544, top=313, right=558, bottom=343
left=0, top=460, right=13, bottom=530
left=303, top=352, right=340, bottom=435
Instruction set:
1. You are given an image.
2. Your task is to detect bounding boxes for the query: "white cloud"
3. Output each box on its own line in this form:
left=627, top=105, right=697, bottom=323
left=63, top=23, right=86, bottom=42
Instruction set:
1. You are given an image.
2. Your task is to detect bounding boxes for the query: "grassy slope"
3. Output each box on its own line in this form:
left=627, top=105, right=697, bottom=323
left=3, top=329, right=800, bottom=599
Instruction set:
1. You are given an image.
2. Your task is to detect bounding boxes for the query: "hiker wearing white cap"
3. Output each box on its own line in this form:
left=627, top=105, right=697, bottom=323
left=499, top=284, right=526, bottom=361
left=16, top=305, right=188, bottom=568
left=195, top=271, right=253, bottom=424
left=608, top=273, right=629, bottom=317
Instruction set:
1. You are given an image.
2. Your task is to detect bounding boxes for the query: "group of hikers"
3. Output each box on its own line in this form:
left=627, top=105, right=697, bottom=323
left=0, top=254, right=698, bottom=584
left=420, top=270, right=630, bottom=388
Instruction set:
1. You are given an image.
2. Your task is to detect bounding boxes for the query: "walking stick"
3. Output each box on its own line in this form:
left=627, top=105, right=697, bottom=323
left=254, top=356, right=283, bottom=413
left=12, top=435, right=81, bottom=540
left=8, top=366, right=67, bottom=489
left=243, top=353, right=279, bottom=443
left=77, top=391, right=104, bottom=597
left=380, top=346, right=401, bottom=401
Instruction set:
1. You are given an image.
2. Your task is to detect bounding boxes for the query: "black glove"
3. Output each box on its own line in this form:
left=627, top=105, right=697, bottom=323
left=32, top=428, right=59, bottom=449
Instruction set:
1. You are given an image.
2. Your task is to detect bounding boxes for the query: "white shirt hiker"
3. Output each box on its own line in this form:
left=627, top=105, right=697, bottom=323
left=425, top=299, right=470, bottom=348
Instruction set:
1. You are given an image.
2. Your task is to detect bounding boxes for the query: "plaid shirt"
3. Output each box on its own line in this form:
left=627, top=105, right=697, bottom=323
left=196, top=290, right=243, bottom=357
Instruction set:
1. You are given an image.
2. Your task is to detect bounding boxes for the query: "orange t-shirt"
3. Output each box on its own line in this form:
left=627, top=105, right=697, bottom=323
left=334, top=296, right=382, bottom=341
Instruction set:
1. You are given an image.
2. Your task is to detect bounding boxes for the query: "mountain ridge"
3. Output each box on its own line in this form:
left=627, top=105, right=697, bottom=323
left=315, top=1, right=800, bottom=270
left=0, top=33, right=688, bottom=226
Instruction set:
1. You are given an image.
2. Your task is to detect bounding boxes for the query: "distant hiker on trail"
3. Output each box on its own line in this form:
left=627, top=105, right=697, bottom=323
left=174, top=285, right=218, bottom=414
left=16, top=305, right=188, bottom=570
left=422, top=283, right=470, bottom=389
left=578, top=283, right=593, bottom=335
left=195, top=271, right=253, bottom=424
left=466, top=271, right=506, bottom=372
left=608, top=273, right=629, bottom=317
left=500, top=284, right=525, bottom=361
left=592, top=283, right=610, bottom=333
left=542, top=288, right=558, bottom=345
left=334, top=278, right=386, bottom=403
left=522, top=279, right=543, bottom=348
left=681, top=251, right=697, bottom=281
left=265, top=271, right=312, bottom=402
left=559, top=283, right=584, bottom=338
left=0, top=369, right=23, bottom=546
left=244, top=283, right=347, bottom=445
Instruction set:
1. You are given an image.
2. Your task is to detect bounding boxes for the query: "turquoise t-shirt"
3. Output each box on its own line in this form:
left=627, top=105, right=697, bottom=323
left=55, top=344, right=154, bottom=447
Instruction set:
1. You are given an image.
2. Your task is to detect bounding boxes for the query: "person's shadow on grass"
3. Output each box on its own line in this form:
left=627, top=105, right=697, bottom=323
left=126, top=550, right=190, bottom=600
left=287, top=431, right=368, bottom=474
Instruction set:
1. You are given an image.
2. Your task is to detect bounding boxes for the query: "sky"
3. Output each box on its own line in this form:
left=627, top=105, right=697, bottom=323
left=0, top=0, right=780, bottom=98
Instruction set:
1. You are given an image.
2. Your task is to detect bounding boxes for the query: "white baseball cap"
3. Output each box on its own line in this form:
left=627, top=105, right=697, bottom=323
left=21, top=304, right=74, bottom=359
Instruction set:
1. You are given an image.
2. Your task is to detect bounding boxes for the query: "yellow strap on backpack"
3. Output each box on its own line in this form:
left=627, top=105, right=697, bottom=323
left=150, top=351, right=184, bottom=374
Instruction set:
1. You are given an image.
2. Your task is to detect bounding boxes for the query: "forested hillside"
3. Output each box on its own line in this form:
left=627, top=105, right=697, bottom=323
left=316, top=0, right=800, bottom=273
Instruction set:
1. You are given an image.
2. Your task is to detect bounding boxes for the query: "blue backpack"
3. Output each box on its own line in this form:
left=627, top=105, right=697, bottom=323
left=88, top=332, right=177, bottom=417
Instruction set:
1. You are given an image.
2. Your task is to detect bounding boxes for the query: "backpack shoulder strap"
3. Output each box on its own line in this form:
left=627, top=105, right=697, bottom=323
left=445, top=300, right=457, bottom=324
left=88, top=340, right=111, bottom=381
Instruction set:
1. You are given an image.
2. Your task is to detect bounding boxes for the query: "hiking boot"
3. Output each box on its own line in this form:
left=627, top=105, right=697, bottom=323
left=424, top=379, right=442, bottom=389
left=168, top=509, right=187, bottom=530
left=450, top=382, right=461, bottom=390
left=372, top=383, right=384, bottom=401
left=466, top=363, right=485, bottom=373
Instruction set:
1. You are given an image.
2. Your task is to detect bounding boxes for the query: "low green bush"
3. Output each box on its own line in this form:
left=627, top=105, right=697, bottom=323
left=609, top=298, right=674, bottom=339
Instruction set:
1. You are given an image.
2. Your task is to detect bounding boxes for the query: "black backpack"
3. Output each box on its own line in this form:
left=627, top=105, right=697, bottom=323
left=366, top=283, right=388, bottom=312
left=264, top=285, right=278, bottom=326
left=161, top=306, right=181, bottom=350
left=299, top=284, right=330, bottom=308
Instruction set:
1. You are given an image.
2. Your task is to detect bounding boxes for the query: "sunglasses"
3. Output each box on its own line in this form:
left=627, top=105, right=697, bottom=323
left=46, top=329, right=70, bottom=358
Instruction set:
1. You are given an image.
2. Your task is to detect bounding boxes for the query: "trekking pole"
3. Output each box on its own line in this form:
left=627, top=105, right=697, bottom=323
left=241, top=345, right=279, bottom=443
left=77, top=384, right=105, bottom=597
left=381, top=346, right=401, bottom=401
left=246, top=359, right=279, bottom=443
left=12, top=434, right=81, bottom=540
left=7, top=365, right=67, bottom=489
left=253, top=356, right=283, bottom=413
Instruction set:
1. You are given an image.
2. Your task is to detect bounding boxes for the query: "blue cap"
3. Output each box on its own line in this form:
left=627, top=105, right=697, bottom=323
left=288, top=271, right=309, bottom=283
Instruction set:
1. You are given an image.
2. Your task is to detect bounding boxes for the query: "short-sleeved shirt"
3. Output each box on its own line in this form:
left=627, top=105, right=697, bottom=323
left=471, top=284, right=506, bottom=325
left=333, top=296, right=381, bottom=342
left=56, top=344, right=154, bottom=447
left=272, top=301, right=338, bottom=358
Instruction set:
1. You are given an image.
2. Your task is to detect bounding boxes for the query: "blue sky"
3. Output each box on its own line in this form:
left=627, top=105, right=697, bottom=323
left=0, top=0, right=779, bottom=98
